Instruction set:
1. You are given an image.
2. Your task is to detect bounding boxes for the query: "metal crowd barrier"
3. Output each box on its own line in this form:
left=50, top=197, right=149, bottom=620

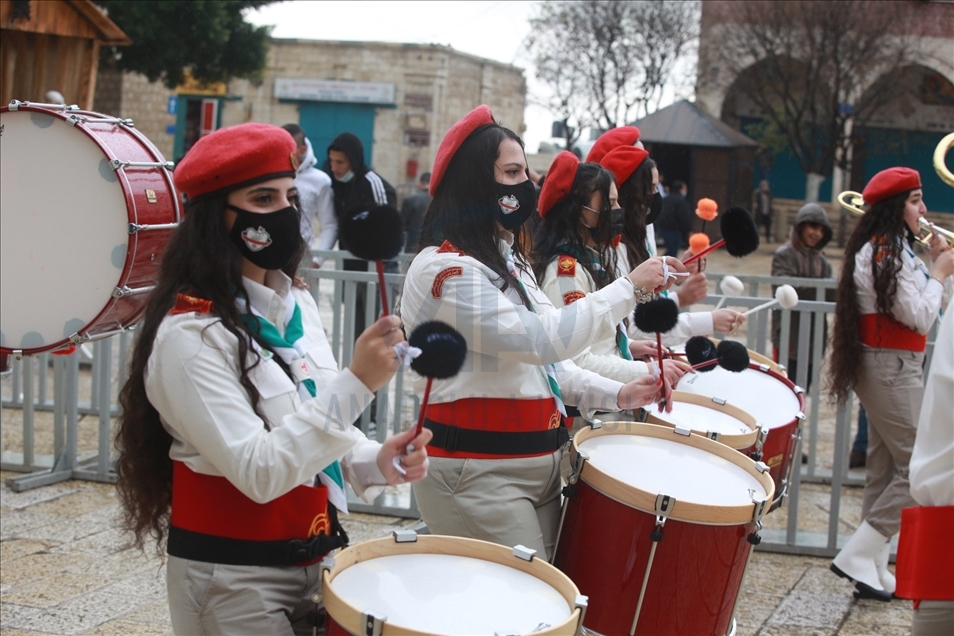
left=0, top=252, right=940, bottom=557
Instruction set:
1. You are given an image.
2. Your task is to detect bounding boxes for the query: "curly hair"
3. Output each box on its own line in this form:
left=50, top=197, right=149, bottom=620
left=114, top=193, right=306, bottom=555
left=616, top=157, right=657, bottom=270
left=417, top=122, right=533, bottom=307
left=827, top=190, right=911, bottom=404
left=531, top=162, right=619, bottom=287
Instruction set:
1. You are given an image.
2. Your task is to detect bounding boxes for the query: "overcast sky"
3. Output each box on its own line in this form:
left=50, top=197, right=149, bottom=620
left=245, top=0, right=557, bottom=150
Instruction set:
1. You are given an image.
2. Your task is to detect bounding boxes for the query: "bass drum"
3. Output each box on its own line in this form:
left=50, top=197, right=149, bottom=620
left=0, top=101, right=179, bottom=357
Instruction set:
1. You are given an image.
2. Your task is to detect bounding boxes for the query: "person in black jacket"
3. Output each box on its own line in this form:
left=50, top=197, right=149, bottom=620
left=655, top=180, right=693, bottom=256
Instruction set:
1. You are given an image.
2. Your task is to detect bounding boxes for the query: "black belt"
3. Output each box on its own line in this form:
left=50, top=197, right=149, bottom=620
left=167, top=505, right=349, bottom=567
left=425, top=419, right=569, bottom=455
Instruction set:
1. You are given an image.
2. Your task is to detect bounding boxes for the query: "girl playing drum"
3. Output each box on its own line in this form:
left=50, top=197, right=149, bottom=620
left=399, top=105, right=686, bottom=559
left=115, top=123, right=432, bottom=635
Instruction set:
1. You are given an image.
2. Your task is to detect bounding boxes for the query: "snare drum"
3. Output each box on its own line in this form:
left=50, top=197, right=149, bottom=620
left=676, top=363, right=805, bottom=510
left=322, top=534, right=586, bottom=635
left=645, top=390, right=765, bottom=451
left=0, top=102, right=178, bottom=357
left=554, top=422, right=773, bottom=636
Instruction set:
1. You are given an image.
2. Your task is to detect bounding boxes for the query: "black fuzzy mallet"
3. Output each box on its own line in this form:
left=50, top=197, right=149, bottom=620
left=338, top=204, right=405, bottom=316
left=716, top=340, right=750, bottom=372
left=408, top=321, right=468, bottom=436
left=685, top=335, right=718, bottom=371
left=683, top=207, right=760, bottom=266
left=633, top=298, right=680, bottom=411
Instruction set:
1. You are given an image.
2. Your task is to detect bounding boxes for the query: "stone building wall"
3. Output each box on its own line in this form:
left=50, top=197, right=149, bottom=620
left=93, top=67, right=177, bottom=160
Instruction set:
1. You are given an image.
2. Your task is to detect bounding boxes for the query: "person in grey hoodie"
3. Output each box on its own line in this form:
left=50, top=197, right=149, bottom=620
left=281, top=124, right=335, bottom=267
left=770, top=202, right=835, bottom=389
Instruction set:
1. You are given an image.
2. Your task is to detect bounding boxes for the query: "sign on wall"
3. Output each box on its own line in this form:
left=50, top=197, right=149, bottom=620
left=275, top=78, right=395, bottom=104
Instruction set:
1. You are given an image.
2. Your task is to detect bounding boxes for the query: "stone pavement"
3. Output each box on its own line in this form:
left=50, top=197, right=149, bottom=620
left=0, top=471, right=915, bottom=636
left=0, top=239, right=920, bottom=635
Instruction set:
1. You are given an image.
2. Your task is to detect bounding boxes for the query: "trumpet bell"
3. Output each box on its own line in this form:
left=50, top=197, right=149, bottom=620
left=934, top=132, right=954, bottom=188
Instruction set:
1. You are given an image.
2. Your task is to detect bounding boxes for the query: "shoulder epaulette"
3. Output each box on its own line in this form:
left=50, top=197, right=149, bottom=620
left=557, top=255, right=577, bottom=277
left=170, top=293, right=213, bottom=315
left=437, top=240, right=465, bottom=255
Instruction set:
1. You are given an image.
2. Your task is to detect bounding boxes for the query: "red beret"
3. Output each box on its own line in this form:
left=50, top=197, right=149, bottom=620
left=174, top=123, right=298, bottom=201
left=862, top=167, right=922, bottom=205
left=586, top=126, right=641, bottom=163
left=430, top=105, right=495, bottom=195
left=600, top=145, right=650, bottom=186
left=537, top=151, right=580, bottom=218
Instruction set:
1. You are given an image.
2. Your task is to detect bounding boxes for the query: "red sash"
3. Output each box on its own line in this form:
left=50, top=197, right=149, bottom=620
left=425, top=397, right=562, bottom=459
left=170, top=461, right=332, bottom=542
left=896, top=505, right=954, bottom=601
left=859, top=314, right=927, bottom=352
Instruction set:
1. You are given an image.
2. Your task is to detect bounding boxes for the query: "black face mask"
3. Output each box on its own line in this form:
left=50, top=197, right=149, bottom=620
left=227, top=204, right=300, bottom=271
left=587, top=208, right=626, bottom=244
left=646, top=192, right=664, bottom=225
left=495, top=180, right=538, bottom=229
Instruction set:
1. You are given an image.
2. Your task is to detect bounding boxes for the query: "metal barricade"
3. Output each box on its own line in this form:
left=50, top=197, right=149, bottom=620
left=0, top=258, right=942, bottom=555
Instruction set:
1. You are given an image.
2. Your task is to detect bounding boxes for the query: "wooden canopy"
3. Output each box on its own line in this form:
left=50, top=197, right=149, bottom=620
left=1, top=0, right=129, bottom=110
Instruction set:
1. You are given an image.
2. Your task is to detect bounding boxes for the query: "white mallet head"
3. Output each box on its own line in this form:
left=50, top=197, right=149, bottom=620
left=720, top=275, right=744, bottom=296
left=776, top=284, right=799, bottom=309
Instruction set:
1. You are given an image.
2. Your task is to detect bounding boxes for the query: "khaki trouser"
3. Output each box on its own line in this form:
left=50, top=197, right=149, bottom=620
left=854, top=348, right=924, bottom=537
left=913, top=601, right=954, bottom=636
left=167, top=556, right=321, bottom=636
left=413, top=452, right=563, bottom=560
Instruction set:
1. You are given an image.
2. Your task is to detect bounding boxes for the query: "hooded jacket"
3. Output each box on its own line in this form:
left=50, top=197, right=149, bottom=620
left=771, top=203, right=835, bottom=354
left=294, top=138, right=335, bottom=265
left=324, top=133, right=396, bottom=253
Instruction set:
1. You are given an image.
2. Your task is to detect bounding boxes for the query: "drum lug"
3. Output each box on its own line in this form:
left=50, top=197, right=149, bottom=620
left=758, top=363, right=771, bottom=373
left=360, top=612, right=386, bottom=636
left=512, top=544, right=536, bottom=562
left=567, top=449, right=589, bottom=486
left=8, top=100, right=22, bottom=110
left=573, top=595, right=589, bottom=635
left=111, top=158, right=175, bottom=171
left=673, top=425, right=691, bottom=437
left=128, top=221, right=180, bottom=234
left=706, top=430, right=721, bottom=442
left=11, top=350, right=23, bottom=361
left=589, top=418, right=602, bottom=430
left=795, top=411, right=806, bottom=422
left=113, top=285, right=154, bottom=298
left=754, top=461, right=770, bottom=474
left=710, top=396, right=727, bottom=406
left=392, top=529, right=418, bottom=543
left=653, top=493, right=675, bottom=531
left=68, top=332, right=89, bottom=346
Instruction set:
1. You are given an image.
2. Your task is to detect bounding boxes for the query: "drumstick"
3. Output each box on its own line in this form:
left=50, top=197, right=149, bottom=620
left=632, top=299, right=680, bottom=411
left=682, top=207, right=760, bottom=266
left=714, top=275, right=744, bottom=310
left=407, top=322, right=468, bottom=437
left=742, top=285, right=798, bottom=317
left=338, top=205, right=405, bottom=316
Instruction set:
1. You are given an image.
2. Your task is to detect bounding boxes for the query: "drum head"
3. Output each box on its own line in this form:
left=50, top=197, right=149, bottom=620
left=579, top=431, right=765, bottom=508
left=1, top=108, right=128, bottom=352
left=676, top=365, right=803, bottom=430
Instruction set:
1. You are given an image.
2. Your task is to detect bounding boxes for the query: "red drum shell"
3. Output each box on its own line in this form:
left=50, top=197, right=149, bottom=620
left=676, top=363, right=805, bottom=511
left=0, top=105, right=178, bottom=356
left=554, top=424, right=773, bottom=636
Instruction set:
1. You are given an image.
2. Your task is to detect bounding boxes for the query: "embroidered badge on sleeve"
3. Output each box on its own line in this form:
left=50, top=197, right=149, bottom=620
left=432, top=266, right=463, bottom=299
left=562, top=291, right=586, bottom=306
left=557, top=255, right=577, bottom=277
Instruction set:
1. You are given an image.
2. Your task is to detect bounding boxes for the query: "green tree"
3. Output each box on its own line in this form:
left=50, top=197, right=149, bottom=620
left=95, top=1, right=279, bottom=89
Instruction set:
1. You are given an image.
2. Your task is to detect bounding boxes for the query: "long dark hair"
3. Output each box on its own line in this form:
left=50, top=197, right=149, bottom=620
left=617, top=157, right=657, bottom=269
left=532, top=162, right=618, bottom=288
left=827, top=190, right=911, bottom=403
left=115, top=194, right=306, bottom=554
left=417, top=123, right=532, bottom=305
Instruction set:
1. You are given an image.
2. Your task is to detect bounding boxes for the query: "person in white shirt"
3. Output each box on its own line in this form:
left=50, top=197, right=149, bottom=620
left=828, top=167, right=954, bottom=602
left=281, top=123, right=336, bottom=267
left=399, top=105, right=685, bottom=560
left=114, top=123, right=431, bottom=635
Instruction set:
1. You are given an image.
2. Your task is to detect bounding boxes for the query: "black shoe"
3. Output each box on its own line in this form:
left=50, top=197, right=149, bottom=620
left=849, top=449, right=866, bottom=469
left=829, top=563, right=893, bottom=602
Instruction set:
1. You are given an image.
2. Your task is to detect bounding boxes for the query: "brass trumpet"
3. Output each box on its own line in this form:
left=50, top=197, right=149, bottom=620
left=836, top=189, right=954, bottom=248
left=935, top=132, right=954, bottom=187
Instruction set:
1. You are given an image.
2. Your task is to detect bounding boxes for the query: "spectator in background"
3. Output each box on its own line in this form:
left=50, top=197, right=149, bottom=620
left=753, top=179, right=774, bottom=242
left=400, top=171, right=432, bottom=253
left=324, top=132, right=397, bottom=333
left=281, top=124, right=335, bottom=267
left=770, top=202, right=835, bottom=390
left=656, top=180, right=693, bottom=256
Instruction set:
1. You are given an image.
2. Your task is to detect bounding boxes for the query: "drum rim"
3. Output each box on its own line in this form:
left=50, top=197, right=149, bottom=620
left=0, top=104, right=178, bottom=356
left=572, top=422, right=775, bottom=524
left=644, top=390, right=759, bottom=450
left=321, top=534, right=582, bottom=635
